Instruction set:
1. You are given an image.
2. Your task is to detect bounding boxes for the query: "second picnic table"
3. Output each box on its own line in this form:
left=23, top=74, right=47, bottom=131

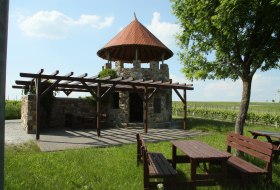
left=249, top=130, right=280, bottom=160
left=171, top=140, right=231, bottom=187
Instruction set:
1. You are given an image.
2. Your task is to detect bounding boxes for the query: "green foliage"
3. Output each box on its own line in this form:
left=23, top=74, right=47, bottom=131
left=171, top=0, right=280, bottom=81
left=171, top=0, right=280, bottom=134
left=98, top=68, right=117, bottom=79
left=4, top=119, right=280, bottom=189
left=5, top=100, right=21, bottom=120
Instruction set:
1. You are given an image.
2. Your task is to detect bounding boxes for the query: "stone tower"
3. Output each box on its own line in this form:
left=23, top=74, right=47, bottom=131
left=97, top=17, right=173, bottom=128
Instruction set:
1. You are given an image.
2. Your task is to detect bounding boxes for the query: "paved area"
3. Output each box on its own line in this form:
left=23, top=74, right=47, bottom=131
left=5, top=120, right=208, bottom=152
left=5, top=120, right=34, bottom=144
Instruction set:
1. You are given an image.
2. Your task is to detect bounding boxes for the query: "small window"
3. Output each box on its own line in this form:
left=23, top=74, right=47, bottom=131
left=113, top=92, right=120, bottom=109
left=154, top=98, right=161, bottom=113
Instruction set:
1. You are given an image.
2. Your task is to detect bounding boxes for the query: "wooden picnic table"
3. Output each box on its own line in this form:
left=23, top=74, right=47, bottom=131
left=171, top=140, right=231, bottom=187
left=249, top=130, right=280, bottom=160
left=249, top=130, right=280, bottom=143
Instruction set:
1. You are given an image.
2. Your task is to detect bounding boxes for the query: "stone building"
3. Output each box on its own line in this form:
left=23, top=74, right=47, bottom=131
left=97, top=16, right=174, bottom=128
left=19, top=16, right=178, bottom=134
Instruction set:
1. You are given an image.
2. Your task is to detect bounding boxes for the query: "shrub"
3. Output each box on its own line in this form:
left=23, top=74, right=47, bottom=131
left=5, top=100, right=21, bottom=120
left=98, top=68, right=117, bottom=79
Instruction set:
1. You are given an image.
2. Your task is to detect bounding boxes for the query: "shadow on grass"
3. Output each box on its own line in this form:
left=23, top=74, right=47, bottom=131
left=173, top=117, right=235, bottom=133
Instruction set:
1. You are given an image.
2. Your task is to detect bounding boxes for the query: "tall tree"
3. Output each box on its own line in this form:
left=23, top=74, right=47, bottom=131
left=0, top=0, right=9, bottom=189
left=171, top=0, right=280, bottom=134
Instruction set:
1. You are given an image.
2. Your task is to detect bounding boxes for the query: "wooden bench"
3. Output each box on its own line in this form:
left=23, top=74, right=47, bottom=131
left=226, top=132, right=274, bottom=183
left=136, top=134, right=179, bottom=190
left=136, top=133, right=144, bottom=164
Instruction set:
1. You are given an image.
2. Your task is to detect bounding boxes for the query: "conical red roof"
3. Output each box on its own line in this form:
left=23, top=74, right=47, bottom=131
left=97, top=18, right=173, bottom=62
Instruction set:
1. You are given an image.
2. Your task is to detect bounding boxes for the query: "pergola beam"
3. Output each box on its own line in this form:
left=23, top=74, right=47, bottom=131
left=96, top=82, right=101, bottom=136
left=35, top=78, right=41, bottom=140
left=18, top=72, right=193, bottom=90
left=13, top=70, right=194, bottom=137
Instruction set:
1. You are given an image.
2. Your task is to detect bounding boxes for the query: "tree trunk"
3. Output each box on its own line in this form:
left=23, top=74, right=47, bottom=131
left=235, top=77, right=252, bottom=135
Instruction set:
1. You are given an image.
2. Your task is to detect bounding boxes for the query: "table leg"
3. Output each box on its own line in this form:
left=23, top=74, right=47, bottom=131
left=172, top=145, right=177, bottom=169
left=266, top=136, right=273, bottom=143
left=221, top=159, right=227, bottom=185
left=190, top=158, right=196, bottom=182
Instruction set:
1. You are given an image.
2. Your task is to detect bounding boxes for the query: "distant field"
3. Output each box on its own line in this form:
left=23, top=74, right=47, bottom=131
left=174, top=101, right=280, bottom=114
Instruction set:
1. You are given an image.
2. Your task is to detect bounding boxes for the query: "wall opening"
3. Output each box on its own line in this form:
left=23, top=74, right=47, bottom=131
left=113, top=92, right=120, bottom=109
left=129, top=93, right=143, bottom=122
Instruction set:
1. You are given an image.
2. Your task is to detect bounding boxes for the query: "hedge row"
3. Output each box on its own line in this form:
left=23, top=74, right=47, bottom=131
left=5, top=100, right=21, bottom=120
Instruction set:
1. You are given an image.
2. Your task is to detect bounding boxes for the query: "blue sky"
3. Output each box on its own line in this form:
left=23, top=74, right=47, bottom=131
left=6, top=0, right=280, bottom=102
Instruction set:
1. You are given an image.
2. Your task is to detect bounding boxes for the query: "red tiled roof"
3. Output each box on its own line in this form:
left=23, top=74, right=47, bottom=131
left=97, top=18, right=173, bottom=62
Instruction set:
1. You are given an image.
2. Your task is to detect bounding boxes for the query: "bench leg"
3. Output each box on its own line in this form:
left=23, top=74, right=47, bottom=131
left=172, top=145, right=177, bottom=169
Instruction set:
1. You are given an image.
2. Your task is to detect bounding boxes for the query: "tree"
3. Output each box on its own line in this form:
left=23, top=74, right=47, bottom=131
left=171, top=0, right=280, bottom=134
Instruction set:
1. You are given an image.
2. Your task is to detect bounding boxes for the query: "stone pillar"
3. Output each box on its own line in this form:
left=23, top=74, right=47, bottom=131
left=103, top=62, right=112, bottom=69
left=133, top=60, right=141, bottom=69
left=115, top=61, right=123, bottom=71
left=160, top=63, right=169, bottom=81
left=150, top=61, right=159, bottom=70
left=21, top=94, right=36, bottom=134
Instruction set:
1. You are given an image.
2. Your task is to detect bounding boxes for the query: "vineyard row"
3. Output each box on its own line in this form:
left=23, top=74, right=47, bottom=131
left=172, top=107, right=280, bottom=127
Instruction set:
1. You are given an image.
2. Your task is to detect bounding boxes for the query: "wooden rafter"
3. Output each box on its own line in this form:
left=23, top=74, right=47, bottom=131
left=13, top=69, right=194, bottom=139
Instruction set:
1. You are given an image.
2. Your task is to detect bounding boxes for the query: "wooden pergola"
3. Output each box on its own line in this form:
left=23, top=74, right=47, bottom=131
left=13, top=69, right=194, bottom=140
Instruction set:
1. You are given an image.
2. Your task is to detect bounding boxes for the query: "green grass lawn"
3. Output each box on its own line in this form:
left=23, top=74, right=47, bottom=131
left=5, top=117, right=280, bottom=190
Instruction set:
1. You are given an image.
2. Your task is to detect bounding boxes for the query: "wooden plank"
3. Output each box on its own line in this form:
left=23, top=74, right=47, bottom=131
left=228, top=132, right=273, bottom=149
left=227, top=135, right=273, bottom=156
left=227, top=141, right=271, bottom=162
left=111, top=76, right=123, bottom=81
left=121, top=77, right=133, bottom=82
left=227, top=156, right=266, bottom=174
left=99, top=76, right=111, bottom=80
left=148, top=153, right=177, bottom=177
left=172, top=140, right=230, bottom=159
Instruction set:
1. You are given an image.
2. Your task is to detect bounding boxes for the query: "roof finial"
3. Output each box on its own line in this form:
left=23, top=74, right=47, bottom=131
left=134, top=12, right=138, bottom=21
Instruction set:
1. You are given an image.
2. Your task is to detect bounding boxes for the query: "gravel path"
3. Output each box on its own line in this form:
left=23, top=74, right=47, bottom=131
left=5, top=120, right=34, bottom=145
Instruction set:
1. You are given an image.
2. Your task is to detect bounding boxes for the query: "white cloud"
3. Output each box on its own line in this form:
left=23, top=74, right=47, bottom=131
left=170, top=72, right=280, bottom=102
left=170, top=74, right=191, bottom=84
left=18, top=10, right=114, bottom=40
left=77, top=15, right=114, bottom=29
left=203, top=80, right=242, bottom=99
left=147, top=12, right=180, bottom=48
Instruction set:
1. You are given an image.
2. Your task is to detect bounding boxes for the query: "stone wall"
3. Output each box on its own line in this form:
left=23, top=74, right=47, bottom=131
left=106, top=92, right=129, bottom=127
left=21, top=95, right=96, bottom=134
left=49, top=97, right=96, bottom=128
left=21, top=95, right=36, bottom=134
left=113, top=61, right=169, bottom=81
left=21, top=61, right=173, bottom=133
left=106, top=90, right=172, bottom=128
left=105, top=61, right=172, bottom=128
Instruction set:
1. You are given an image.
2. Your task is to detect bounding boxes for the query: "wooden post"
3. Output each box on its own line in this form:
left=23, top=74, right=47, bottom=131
left=0, top=1, right=9, bottom=188
left=183, top=89, right=187, bottom=130
left=96, top=82, right=101, bottom=136
left=144, top=87, right=148, bottom=133
left=35, top=78, right=41, bottom=140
